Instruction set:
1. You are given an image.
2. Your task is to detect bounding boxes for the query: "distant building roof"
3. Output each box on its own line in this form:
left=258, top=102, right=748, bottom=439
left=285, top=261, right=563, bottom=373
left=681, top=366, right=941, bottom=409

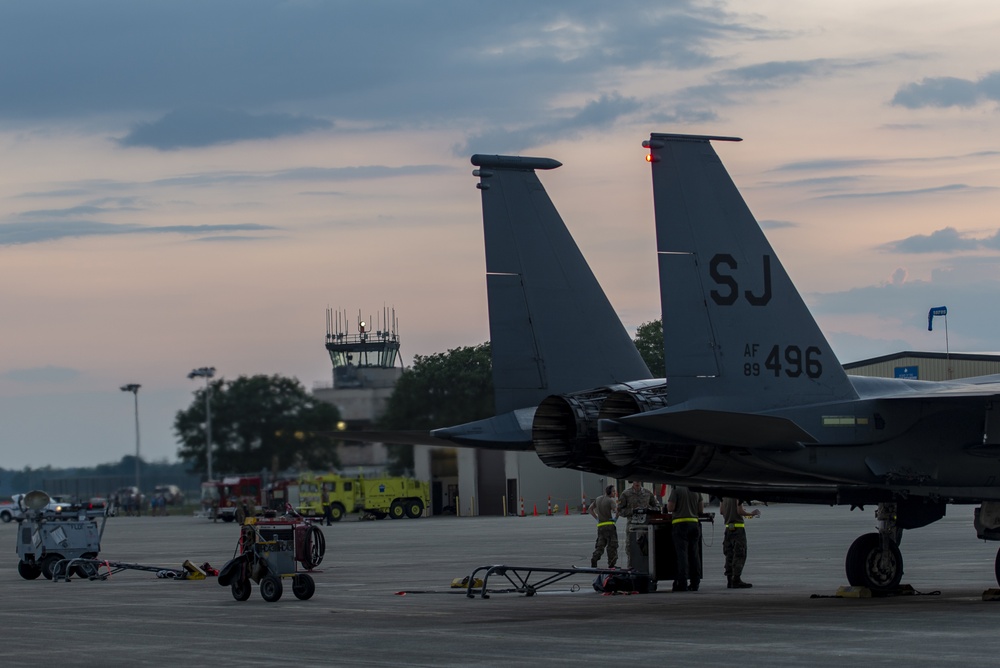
left=843, top=350, right=1000, bottom=370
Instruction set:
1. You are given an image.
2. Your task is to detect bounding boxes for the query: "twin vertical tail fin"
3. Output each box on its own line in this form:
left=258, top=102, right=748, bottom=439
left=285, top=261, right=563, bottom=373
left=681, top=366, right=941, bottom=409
left=471, top=155, right=652, bottom=414
left=644, top=134, right=857, bottom=411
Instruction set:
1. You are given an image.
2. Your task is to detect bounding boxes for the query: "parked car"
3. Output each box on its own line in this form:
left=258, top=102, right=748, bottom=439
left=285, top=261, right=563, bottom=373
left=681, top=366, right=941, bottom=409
left=0, top=500, right=17, bottom=522
left=153, top=484, right=185, bottom=505
left=7, top=493, right=79, bottom=520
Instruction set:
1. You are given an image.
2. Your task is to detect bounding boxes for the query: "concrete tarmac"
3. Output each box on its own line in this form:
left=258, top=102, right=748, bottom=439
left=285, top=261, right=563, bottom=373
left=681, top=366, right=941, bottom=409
left=0, top=503, right=997, bottom=667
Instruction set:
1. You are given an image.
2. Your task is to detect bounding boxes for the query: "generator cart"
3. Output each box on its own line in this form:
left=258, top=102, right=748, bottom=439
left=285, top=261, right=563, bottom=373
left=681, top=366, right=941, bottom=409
left=217, top=512, right=325, bottom=602
left=14, top=490, right=110, bottom=580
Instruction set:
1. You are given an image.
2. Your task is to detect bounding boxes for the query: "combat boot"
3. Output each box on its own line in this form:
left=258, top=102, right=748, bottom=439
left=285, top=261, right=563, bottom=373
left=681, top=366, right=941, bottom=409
left=731, top=578, right=752, bottom=588
left=591, top=559, right=598, bottom=568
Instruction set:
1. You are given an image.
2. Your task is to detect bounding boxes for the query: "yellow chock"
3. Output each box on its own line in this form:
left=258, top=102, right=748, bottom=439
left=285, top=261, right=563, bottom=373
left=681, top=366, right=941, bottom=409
left=183, top=560, right=207, bottom=580
left=835, top=585, right=871, bottom=598
left=451, top=576, right=484, bottom=589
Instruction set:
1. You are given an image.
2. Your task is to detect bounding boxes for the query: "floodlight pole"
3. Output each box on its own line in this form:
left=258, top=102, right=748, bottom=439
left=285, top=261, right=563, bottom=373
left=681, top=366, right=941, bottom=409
left=188, top=367, right=216, bottom=482
left=120, top=384, right=142, bottom=492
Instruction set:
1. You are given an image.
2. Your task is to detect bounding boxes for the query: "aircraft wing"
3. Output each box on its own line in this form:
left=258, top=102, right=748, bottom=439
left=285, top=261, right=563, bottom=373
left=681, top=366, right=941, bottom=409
left=336, top=408, right=537, bottom=451
left=878, top=380, right=1000, bottom=399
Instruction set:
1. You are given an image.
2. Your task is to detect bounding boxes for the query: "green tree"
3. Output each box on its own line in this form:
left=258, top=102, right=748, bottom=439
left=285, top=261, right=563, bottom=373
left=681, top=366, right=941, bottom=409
left=634, top=319, right=665, bottom=377
left=378, top=343, right=495, bottom=474
left=175, top=374, right=341, bottom=476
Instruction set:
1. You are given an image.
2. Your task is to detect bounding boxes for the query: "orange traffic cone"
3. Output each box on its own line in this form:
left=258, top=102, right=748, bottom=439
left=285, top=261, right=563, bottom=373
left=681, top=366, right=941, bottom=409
left=564, top=503, right=569, bottom=516
left=533, top=504, right=538, bottom=516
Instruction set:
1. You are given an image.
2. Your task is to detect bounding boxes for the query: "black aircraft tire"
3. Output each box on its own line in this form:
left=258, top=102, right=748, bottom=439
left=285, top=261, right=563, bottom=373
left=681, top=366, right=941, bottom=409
left=260, top=575, right=283, bottom=602
left=17, top=560, right=41, bottom=580
left=292, top=574, right=316, bottom=600
left=845, top=532, right=903, bottom=592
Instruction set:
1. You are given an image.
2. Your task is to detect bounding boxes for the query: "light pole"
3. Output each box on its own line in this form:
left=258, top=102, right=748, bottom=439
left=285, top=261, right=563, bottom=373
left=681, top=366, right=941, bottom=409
left=187, top=367, right=216, bottom=482
left=120, top=383, right=141, bottom=492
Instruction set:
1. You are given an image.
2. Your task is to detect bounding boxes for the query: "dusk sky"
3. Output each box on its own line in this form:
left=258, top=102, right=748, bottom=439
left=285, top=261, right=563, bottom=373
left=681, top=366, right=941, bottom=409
left=3, top=1, right=1000, bottom=469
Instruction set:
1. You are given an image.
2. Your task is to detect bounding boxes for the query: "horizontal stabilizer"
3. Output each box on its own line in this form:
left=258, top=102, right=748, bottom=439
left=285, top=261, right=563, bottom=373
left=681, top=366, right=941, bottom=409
left=337, top=430, right=463, bottom=449
left=612, top=408, right=816, bottom=449
left=430, top=408, right=536, bottom=450
left=339, top=417, right=534, bottom=451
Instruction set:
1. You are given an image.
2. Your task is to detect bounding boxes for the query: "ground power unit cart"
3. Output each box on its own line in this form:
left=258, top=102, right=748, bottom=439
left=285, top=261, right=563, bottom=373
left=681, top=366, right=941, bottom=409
left=218, top=515, right=325, bottom=602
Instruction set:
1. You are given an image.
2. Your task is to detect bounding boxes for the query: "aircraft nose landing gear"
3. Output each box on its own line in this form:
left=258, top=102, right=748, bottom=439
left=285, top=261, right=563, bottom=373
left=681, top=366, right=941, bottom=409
left=845, top=503, right=904, bottom=593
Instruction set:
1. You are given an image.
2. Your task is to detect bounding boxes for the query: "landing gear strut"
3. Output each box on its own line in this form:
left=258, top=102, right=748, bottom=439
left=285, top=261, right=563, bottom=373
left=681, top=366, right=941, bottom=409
left=845, top=502, right=904, bottom=592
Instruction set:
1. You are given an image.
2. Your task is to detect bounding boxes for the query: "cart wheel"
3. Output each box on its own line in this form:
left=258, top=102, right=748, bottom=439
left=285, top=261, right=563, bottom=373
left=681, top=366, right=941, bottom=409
left=40, top=554, right=63, bottom=580
left=292, top=574, right=316, bottom=601
left=405, top=499, right=424, bottom=519
left=302, top=525, right=326, bottom=569
left=389, top=502, right=405, bottom=520
left=260, top=575, right=283, bottom=602
left=231, top=578, right=252, bottom=601
left=72, top=561, right=99, bottom=580
left=17, top=560, right=41, bottom=580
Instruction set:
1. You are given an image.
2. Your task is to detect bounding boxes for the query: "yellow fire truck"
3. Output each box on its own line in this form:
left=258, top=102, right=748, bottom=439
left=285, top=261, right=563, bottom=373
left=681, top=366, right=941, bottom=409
left=295, top=474, right=429, bottom=521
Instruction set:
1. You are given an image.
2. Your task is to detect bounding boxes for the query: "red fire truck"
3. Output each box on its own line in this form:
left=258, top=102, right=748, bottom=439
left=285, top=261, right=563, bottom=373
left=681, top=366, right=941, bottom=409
left=201, top=476, right=264, bottom=522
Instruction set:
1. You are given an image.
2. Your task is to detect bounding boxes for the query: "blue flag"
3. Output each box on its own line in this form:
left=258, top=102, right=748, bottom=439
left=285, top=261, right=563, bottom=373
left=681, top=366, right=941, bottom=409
left=928, top=306, right=947, bottom=331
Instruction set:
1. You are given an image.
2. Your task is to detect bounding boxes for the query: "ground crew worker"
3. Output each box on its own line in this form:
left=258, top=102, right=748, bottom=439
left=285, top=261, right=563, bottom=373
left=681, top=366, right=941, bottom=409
left=617, top=480, right=660, bottom=568
left=667, top=485, right=703, bottom=591
left=321, top=484, right=334, bottom=526
left=589, top=485, right=618, bottom=569
left=720, top=497, right=760, bottom=588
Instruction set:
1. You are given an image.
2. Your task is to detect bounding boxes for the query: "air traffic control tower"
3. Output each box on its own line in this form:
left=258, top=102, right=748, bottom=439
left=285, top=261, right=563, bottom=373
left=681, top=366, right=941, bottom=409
left=324, top=307, right=401, bottom=392
left=313, top=309, right=404, bottom=470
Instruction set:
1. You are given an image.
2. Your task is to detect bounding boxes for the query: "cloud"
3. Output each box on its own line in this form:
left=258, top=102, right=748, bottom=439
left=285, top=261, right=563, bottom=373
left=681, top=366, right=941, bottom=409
left=809, top=267, right=1000, bottom=360
left=891, top=73, right=1000, bottom=109
left=0, top=2, right=746, bottom=129
left=457, top=92, right=641, bottom=155
left=817, top=184, right=994, bottom=200
left=774, top=151, right=1000, bottom=173
left=1, top=366, right=80, bottom=383
left=13, top=165, right=451, bottom=202
left=716, top=58, right=876, bottom=88
left=880, top=226, right=1000, bottom=253
left=759, top=219, right=798, bottom=229
left=0, top=221, right=278, bottom=245
left=118, top=106, right=332, bottom=150
left=20, top=201, right=143, bottom=218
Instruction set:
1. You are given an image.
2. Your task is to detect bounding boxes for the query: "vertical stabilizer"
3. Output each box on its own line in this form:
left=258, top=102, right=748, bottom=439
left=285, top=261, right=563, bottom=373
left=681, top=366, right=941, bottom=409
left=645, top=134, right=856, bottom=410
left=471, top=154, right=652, bottom=414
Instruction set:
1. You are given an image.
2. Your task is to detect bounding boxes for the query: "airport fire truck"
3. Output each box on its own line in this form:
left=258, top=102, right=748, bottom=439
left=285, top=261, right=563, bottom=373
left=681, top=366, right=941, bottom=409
left=201, top=476, right=264, bottom=522
left=292, top=474, right=430, bottom=521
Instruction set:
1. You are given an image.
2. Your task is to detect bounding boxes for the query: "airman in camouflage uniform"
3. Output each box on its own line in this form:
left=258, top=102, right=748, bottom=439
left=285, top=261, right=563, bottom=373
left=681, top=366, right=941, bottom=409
left=589, top=485, right=618, bottom=568
left=720, top=497, right=760, bottom=588
left=617, top=480, right=660, bottom=568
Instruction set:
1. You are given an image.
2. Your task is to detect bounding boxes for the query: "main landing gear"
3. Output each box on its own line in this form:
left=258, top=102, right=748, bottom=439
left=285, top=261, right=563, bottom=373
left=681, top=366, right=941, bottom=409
left=845, top=503, right=904, bottom=593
